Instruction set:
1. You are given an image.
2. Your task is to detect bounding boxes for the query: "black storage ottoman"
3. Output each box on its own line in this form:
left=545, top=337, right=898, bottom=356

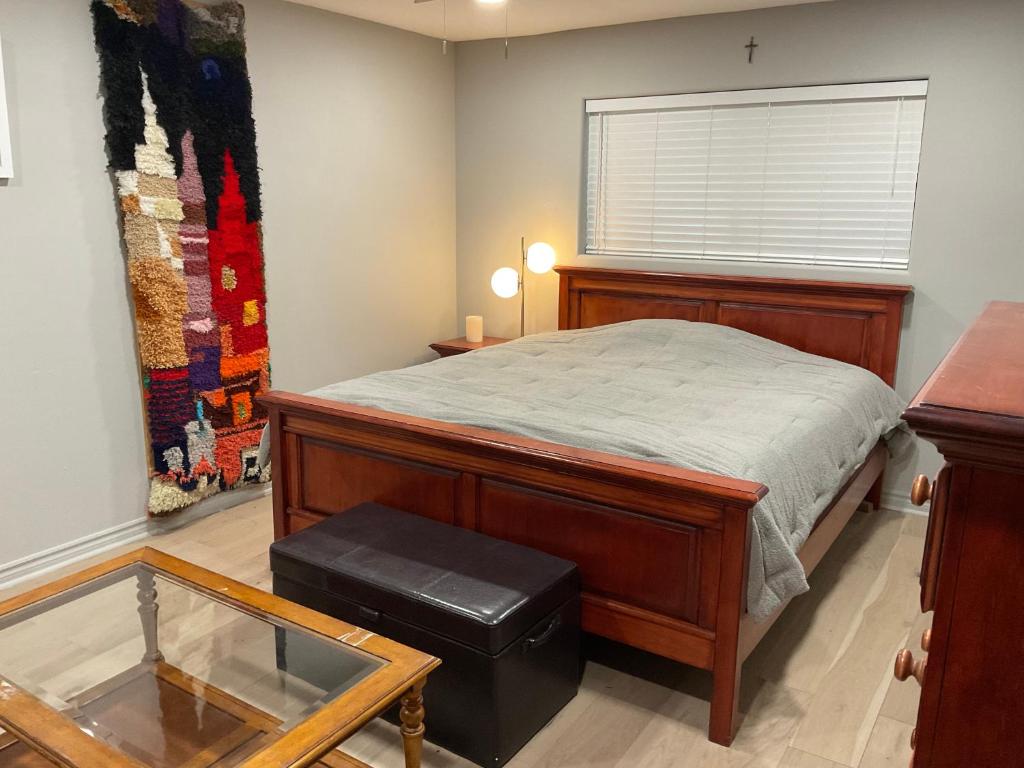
left=269, top=502, right=581, bottom=767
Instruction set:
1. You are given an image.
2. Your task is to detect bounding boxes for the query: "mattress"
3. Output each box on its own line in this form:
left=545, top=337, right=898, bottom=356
left=308, top=319, right=906, bottom=619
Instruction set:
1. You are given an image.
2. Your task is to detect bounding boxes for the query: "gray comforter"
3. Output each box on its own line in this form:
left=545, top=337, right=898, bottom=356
left=309, top=320, right=905, bottom=619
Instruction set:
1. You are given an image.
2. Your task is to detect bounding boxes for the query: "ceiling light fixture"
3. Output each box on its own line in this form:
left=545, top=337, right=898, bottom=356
left=414, top=0, right=448, bottom=53
left=415, top=0, right=514, bottom=59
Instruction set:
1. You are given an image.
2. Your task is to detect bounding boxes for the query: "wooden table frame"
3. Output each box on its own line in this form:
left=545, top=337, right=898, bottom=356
left=0, top=547, right=440, bottom=768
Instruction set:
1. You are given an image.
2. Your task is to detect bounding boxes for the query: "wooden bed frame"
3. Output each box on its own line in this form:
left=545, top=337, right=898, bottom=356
left=260, top=266, right=911, bottom=746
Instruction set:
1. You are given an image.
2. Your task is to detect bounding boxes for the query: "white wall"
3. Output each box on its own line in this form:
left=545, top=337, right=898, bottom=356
left=2, top=0, right=1021, bottom=571
left=0, top=0, right=455, bottom=567
left=249, top=0, right=457, bottom=393
left=454, top=0, right=1024, bottom=506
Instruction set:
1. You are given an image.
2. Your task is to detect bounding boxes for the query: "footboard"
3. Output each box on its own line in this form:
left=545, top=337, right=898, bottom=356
left=262, top=392, right=765, bottom=670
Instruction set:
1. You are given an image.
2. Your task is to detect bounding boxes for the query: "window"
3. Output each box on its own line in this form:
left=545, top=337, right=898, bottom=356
left=585, top=81, right=927, bottom=270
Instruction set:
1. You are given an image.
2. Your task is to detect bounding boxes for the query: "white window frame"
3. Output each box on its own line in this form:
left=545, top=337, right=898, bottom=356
left=584, top=80, right=928, bottom=271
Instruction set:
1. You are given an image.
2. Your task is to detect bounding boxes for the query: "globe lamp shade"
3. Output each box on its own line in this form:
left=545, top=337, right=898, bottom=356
left=491, top=267, right=520, bottom=299
left=525, top=242, right=556, bottom=274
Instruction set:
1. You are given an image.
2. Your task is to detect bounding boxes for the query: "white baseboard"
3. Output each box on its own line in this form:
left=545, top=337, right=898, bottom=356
left=0, top=484, right=272, bottom=592
left=0, top=517, right=150, bottom=590
left=879, top=490, right=928, bottom=517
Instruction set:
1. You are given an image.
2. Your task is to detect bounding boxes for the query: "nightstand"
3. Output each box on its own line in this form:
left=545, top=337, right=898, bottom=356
left=430, top=336, right=511, bottom=358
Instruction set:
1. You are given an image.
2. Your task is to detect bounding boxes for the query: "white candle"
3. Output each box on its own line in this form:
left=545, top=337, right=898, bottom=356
left=466, top=315, right=484, bottom=343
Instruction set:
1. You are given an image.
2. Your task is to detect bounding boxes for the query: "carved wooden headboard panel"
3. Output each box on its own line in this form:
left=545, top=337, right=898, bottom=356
left=556, top=267, right=912, bottom=386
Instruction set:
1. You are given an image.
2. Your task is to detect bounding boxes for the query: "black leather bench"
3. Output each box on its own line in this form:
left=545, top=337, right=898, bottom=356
left=269, top=502, right=581, bottom=767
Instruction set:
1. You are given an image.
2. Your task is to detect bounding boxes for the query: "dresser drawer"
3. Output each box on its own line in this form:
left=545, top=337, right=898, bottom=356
left=916, top=464, right=951, bottom=613
left=910, top=468, right=1024, bottom=766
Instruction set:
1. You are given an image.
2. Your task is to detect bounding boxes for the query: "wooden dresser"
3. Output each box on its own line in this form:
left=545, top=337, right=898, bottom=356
left=900, top=301, right=1024, bottom=767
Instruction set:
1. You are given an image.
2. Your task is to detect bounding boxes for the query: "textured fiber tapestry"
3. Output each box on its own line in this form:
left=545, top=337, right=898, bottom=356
left=92, top=0, right=270, bottom=515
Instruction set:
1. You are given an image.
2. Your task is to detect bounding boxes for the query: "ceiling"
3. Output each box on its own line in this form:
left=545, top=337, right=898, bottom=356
left=282, top=0, right=828, bottom=42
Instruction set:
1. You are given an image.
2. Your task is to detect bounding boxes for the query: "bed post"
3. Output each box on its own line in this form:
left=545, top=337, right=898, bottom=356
left=709, top=502, right=754, bottom=746
left=268, top=403, right=287, bottom=541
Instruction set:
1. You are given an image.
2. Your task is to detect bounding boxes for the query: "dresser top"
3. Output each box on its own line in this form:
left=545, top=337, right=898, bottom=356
left=910, top=301, right=1024, bottom=420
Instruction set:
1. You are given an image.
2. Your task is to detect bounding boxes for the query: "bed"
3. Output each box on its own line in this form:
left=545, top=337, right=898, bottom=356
left=260, top=267, right=912, bottom=745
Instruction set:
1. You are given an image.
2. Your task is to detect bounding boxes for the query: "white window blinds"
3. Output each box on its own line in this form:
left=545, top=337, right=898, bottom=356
left=585, top=81, right=927, bottom=270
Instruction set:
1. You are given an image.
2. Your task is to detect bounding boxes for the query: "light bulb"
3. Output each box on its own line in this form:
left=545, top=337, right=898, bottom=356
left=491, top=267, right=520, bottom=299
left=526, top=242, right=556, bottom=274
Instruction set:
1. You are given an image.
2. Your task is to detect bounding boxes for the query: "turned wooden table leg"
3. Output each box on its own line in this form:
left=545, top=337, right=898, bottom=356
left=400, top=679, right=426, bottom=768
left=136, top=568, right=164, bottom=663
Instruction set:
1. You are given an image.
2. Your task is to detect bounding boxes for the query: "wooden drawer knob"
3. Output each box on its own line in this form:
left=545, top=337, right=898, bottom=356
left=895, top=648, right=927, bottom=685
left=921, top=628, right=931, bottom=653
left=911, top=475, right=932, bottom=506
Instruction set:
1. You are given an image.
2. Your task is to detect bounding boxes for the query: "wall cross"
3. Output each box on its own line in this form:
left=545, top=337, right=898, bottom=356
left=745, top=36, right=758, bottom=63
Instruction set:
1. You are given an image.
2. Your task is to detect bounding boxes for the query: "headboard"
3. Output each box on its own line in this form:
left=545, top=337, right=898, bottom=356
left=556, top=267, right=912, bottom=386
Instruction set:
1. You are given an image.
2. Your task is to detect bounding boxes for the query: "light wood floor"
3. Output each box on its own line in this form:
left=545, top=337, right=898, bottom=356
left=0, top=496, right=926, bottom=768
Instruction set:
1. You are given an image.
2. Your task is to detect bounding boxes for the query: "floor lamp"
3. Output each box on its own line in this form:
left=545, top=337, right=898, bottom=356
left=491, top=238, right=556, bottom=337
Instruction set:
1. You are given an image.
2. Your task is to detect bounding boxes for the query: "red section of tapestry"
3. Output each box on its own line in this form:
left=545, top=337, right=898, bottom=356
left=207, top=150, right=268, bottom=355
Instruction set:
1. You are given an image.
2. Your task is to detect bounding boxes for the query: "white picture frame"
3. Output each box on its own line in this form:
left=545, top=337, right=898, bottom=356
left=0, top=36, right=13, bottom=179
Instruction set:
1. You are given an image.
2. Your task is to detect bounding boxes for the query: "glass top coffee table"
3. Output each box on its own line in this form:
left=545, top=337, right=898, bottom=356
left=0, top=548, right=439, bottom=768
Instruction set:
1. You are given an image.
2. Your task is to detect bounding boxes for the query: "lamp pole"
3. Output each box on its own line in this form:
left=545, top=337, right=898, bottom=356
left=519, top=236, right=526, bottom=337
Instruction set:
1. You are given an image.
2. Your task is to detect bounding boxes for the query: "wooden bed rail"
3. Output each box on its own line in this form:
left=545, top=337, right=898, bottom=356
left=261, top=391, right=768, bottom=513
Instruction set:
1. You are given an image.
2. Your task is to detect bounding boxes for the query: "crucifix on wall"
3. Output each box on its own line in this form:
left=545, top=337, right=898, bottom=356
left=745, top=36, right=758, bottom=63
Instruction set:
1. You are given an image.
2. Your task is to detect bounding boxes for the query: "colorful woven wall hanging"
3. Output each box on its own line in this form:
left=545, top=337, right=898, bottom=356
left=92, top=0, right=271, bottom=515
